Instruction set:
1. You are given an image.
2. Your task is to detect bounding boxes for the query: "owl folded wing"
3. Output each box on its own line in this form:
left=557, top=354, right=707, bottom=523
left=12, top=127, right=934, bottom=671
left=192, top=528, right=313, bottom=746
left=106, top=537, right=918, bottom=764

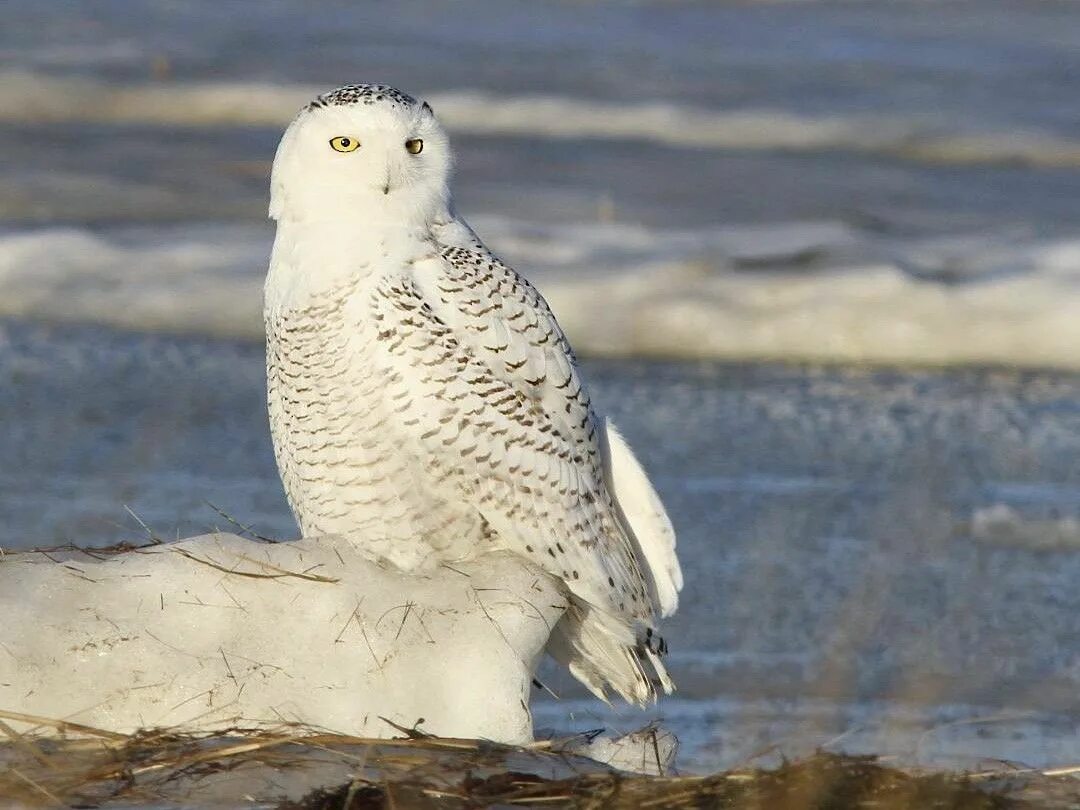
left=366, top=248, right=658, bottom=628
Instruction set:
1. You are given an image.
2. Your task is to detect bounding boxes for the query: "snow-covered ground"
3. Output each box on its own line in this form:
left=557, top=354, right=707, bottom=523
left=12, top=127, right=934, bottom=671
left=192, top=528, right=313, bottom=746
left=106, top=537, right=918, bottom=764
left=7, top=71, right=1080, bottom=166
left=6, top=321, right=1080, bottom=771
left=6, top=219, right=1080, bottom=365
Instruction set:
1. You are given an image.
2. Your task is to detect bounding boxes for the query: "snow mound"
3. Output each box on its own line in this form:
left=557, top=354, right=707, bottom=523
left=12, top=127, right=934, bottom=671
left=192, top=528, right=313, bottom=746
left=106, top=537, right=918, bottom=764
left=0, top=533, right=566, bottom=743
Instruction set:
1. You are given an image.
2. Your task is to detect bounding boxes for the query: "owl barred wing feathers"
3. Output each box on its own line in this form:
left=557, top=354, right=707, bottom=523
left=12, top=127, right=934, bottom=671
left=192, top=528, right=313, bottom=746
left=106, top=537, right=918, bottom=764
left=429, top=217, right=682, bottom=619
left=367, top=242, right=675, bottom=702
left=265, top=83, right=680, bottom=706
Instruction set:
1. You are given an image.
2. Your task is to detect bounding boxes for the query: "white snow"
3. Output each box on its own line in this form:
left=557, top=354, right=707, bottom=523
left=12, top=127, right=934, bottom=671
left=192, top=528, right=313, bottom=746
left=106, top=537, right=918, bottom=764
left=0, top=227, right=265, bottom=338
left=967, top=504, right=1080, bottom=550
left=533, top=696, right=1080, bottom=774
left=5, top=220, right=1080, bottom=368
left=0, top=533, right=566, bottom=744
left=3, top=71, right=1079, bottom=167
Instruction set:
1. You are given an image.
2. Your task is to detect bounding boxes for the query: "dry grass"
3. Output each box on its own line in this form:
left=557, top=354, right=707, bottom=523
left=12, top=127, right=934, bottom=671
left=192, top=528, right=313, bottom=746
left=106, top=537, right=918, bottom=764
left=1, top=710, right=1076, bottom=808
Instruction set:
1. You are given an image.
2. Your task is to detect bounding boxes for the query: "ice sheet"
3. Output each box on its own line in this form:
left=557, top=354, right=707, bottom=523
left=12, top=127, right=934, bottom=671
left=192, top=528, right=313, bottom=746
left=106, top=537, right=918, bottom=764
left=5, top=220, right=1080, bottom=367
left=4, top=72, right=1080, bottom=168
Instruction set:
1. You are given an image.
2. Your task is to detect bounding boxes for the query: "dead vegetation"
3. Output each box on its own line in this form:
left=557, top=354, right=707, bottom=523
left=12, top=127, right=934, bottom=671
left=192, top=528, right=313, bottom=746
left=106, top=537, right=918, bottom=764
left=284, top=754, right=1019, bottom=810
left=4, top=710, right=1080, bottom=808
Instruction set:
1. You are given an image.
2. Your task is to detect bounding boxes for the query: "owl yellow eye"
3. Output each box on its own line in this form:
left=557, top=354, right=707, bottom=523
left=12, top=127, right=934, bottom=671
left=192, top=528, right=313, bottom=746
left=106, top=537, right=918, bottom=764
left=405, top=138, right=424, bottom=155
left=329, top=136, right=360, bottom=153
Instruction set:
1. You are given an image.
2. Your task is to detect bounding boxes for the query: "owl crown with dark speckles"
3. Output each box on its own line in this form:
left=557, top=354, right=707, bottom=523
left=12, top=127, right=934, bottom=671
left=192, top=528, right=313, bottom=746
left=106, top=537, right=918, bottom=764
left=306, top=84, right=420, bottom=112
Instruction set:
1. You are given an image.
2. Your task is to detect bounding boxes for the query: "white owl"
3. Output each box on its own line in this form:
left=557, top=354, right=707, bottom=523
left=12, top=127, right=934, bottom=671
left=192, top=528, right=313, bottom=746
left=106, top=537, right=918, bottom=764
left=265, top=84, right=682, bottom=705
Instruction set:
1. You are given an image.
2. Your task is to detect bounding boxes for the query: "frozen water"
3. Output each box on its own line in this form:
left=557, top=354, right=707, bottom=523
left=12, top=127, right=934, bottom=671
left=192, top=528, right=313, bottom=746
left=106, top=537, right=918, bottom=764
left=7, top=222, right=1080, bottom=366
left=5, top=322, right=1080, bottom=770
left=7, top=71, right=1080, bottom=167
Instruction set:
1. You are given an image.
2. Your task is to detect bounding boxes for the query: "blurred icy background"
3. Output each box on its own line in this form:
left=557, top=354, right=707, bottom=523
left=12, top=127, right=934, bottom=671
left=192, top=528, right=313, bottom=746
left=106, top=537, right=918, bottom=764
left=4, top=0, right=1080, bottom=772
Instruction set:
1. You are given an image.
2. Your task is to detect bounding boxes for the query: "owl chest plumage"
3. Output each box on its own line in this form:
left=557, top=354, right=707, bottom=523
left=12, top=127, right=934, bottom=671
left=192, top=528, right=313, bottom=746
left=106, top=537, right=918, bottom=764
left=265, top=264, right=487, bottom=563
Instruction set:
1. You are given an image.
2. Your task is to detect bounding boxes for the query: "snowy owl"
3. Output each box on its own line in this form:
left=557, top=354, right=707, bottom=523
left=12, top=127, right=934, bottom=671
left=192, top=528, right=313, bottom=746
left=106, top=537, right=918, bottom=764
left=265, top=84, right=682, bottom=705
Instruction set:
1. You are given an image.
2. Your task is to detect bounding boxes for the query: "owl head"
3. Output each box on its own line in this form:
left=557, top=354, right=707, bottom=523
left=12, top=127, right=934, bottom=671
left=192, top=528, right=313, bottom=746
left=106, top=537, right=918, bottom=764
left=270, top=84, right=452, bottom=226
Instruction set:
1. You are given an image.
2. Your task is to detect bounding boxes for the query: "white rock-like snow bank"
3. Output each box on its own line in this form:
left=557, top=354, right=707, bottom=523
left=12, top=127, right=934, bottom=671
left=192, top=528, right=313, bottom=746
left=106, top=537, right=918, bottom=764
left=7, top=221, right=1080, bottom=369
left=4, top=72, right=1079, bottom=167
left=0, top=533, right=566, bottom=744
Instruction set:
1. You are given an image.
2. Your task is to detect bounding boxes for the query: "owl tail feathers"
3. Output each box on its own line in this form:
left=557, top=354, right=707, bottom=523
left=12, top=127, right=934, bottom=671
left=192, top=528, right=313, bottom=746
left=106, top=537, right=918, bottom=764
left=600, top=418, right=683, bottom=619
left=547, top=602, right=674, bottom=707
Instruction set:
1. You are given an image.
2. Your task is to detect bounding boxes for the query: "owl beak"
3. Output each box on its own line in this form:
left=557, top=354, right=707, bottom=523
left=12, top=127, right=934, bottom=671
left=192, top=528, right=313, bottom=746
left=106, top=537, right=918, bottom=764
left=381, top=161, right=407, bottom=195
